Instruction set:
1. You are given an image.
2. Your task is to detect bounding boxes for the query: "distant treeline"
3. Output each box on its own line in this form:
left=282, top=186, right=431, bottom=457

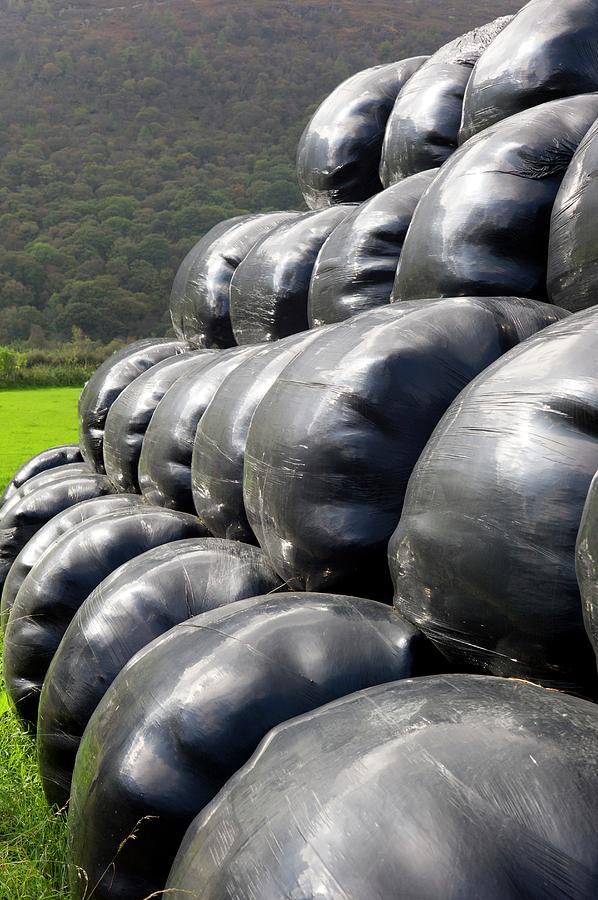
left=0, top=0, right=520, bottom=346
left=0, top=328, right=123, bottom=388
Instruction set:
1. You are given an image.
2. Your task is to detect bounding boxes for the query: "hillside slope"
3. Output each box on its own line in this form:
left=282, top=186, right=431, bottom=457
left=0, top=0, right=521, bottom=343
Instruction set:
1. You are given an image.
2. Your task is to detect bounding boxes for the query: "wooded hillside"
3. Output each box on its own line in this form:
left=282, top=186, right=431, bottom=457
left=0, top=0, right=521, bottom=344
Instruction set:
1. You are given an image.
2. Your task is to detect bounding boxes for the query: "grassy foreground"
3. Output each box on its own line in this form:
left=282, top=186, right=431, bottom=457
left=0, top=674, right=69, bottom=898
left=0, top=387, right=80, bottom=493
left=0, top=387, right=79, bottom=897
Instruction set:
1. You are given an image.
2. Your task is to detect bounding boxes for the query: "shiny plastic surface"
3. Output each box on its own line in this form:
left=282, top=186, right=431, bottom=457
left=38, top=539, right=283, bottom=806
left=167, top=675, right=598, bottom=900
left=78, top=338, right=187, bottom=473
left=103, top=351, right=213, bottom=493
left=390, top=306, right=598, bottom=696
left=230, top=207, right=355, bottom=344
left=68, top=593, right=441, bottom=900
left=296, top=58, right=427, bottom=209
left=0, top=463, right=89, bottom=502
left=3, top=507, right=207, bottom=728
left=0, top=469, right=112, bottom=628
left=577, top=473, right=598, bottom=666
left=192, top=332, right=324, bottom=540
left=169, top=215, right=248, bottom=343
left=169, top=212, right=300, bottom=348
left=244, top=298, right=566, bottom=599
left=139, top=346, right=261, bottom=512
left=0, top=444, right=82, bottom=506
left=380, top=17, right=512, bottom=185
left=394, top=94, right=598, bottom=303
left=1, top=494, right=142, bottom=631
left=548, top=117, right=598, bottom=312
left=460, top=0, right=598, bottom=143
left=308, top=171, right=437, bottom=327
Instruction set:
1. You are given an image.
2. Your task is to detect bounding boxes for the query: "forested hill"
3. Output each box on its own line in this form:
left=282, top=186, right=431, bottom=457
left=0, top=0, right=521, bottom=345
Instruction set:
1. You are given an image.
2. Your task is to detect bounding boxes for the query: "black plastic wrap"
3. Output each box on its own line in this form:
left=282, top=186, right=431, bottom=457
left=169, top=215, right=248, bottom=341
left=139, top=346, right=262, bottom=512
left=460, top=0, right=598, bottom=143
left=548, top=117, right=598, bottom=312
left=394, top=94, right=598, bottom=304
left=0, top=444, right=83, bottom=507
left=296, top=58, right=427, bottom=209
left=308, top=172, right=437, bottom=327
left=1, top=494, right=142, bottom=632
left=230, top=207, right=355, bottom=344
left=244, top=298, right=566, bottom=600
left=167, top=675, right=598, bottom=900
left=38, top=539, right=283, bottom=806
left=390, top=306, right=598, bottom=696
left=79, top=338, right=187, bottom=473
left=103, top=351, right=214, bottom=493
left=380, top=17, right=512, bottom=186
left=577, top=473, right=598, bottom=666
left=3, top=507, right=207, bottom=728
left=0, top=463, right=89, bottom=502
left=169, top=212, right=301, bottom=348
left=0, top=469, right=112, bottom=628
left=67, top=593, right=441, bottom=900
left=192, top=332, right=324, bottom=540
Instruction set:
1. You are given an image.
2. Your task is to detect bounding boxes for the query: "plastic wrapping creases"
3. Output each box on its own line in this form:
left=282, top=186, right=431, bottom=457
left=192, top=332, right=325, bottom=541
left=138, top=345, right=263, bottom=513
left=103, top=351, right=215, bottom=494
left=166, top=675, right=598, bottom=900
left=394, top=94, right=598, bottom=304
left=67, top=593, right=441, bottom=900
left=390, top=305, right=598, bottom=696
left=1, top=494, right=143, bottom=631
left=2, top=506, right=207, bottom=728
left=0, top=444, right=83, bottom=507
left=460, top=0, right=598, bottom=142
left=0, top=469, right=113, bottom=629
left=169, top=212, right=301, bottom=348
left=230, top=206, right=356, bottom=345
left=548, top=116, right=598, bottom=312
left=308, top=171, right=437, bottom=327
left=78, top=338, right=188, bottom=473
left=296, top=57, right=427, bottom=209
left=379, top=16, right=512, bottom=185
left=38, top=538, right=283, bottom=807
left=243, top=297, right=566, bottom=600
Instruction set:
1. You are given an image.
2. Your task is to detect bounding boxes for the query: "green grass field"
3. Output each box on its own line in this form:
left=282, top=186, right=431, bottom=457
left=0, top=678, right=69, bottom=898
left=0, top=388, right=80, bottom=494
left=1, top=388, right=80, bottom=898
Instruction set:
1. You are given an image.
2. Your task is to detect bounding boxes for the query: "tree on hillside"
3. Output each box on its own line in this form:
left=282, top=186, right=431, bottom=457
left=0, top=0, right=521, bottom=344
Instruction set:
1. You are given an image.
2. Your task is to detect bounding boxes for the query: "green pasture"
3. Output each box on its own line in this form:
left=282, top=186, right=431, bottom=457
left=0, top=679, right=69, bottom=898
left=0, top=387, right=79, bottom=897
left=0, top=387, right=80, bottom=494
